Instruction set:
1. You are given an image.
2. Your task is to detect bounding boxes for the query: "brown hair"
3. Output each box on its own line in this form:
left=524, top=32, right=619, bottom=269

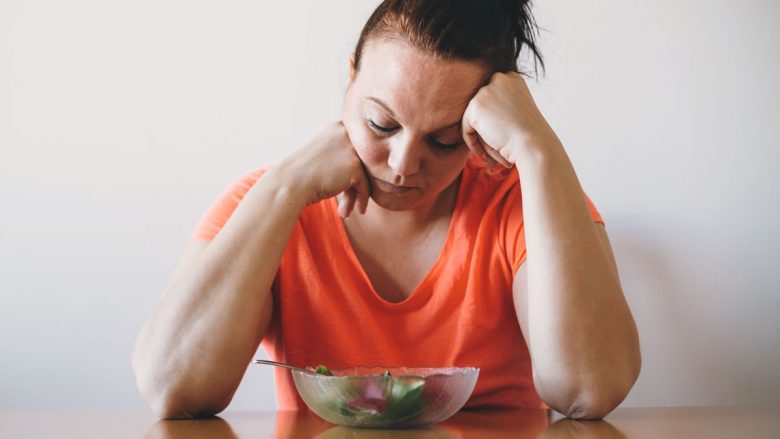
left=353, top=0, right=545, bottom=78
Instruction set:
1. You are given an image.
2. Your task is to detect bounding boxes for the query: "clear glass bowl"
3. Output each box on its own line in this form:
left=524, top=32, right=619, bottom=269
left=292, top=366, right=479, bottom=428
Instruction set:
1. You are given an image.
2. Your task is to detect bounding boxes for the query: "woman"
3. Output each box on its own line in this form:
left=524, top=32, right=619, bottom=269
left=132, top=0, right=641, bottom=420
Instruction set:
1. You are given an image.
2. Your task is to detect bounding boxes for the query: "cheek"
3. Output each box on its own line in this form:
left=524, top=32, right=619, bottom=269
left=433, top=149, right=471, bottom=178
left=421, top=150, right=470, bottom=192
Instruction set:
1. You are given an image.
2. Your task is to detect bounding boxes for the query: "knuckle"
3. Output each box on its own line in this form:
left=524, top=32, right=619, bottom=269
left=348, top=153, right=362, bottom=169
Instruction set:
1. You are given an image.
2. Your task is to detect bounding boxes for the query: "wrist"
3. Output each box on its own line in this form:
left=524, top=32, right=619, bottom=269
left=511, top=135, right=566, bottom=169
left=511, top=136, right=569, bottom=177
left=262, top=164, right=313, bottom=211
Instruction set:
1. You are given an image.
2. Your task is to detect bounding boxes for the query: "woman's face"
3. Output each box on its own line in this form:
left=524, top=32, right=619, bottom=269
left=340, top=38, right=488, bottom=211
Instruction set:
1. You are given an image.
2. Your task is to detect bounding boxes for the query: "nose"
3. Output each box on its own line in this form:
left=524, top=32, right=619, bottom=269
left=387, top=134, right=422, bottom=180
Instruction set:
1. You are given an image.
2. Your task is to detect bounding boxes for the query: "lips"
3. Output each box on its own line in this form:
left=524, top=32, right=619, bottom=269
left=374, top=178, right=417, bottom=194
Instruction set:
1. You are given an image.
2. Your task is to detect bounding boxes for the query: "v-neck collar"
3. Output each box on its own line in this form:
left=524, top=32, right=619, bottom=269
left=327, top=167, right=470, bottom=309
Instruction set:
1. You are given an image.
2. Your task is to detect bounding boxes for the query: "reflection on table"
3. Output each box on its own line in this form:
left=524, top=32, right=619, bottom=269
left=141, top=406, right=780, bottom=439
left=4, top=406, right=776, bottom=438
left=145, top=408, right=628, bottom=439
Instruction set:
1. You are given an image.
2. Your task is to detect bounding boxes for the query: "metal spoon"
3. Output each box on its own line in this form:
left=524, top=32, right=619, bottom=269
left=252, top=359, right=321, bottom=375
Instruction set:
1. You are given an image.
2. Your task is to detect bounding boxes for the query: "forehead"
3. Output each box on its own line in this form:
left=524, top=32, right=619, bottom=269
left=354, top=38, right=487, bottom=124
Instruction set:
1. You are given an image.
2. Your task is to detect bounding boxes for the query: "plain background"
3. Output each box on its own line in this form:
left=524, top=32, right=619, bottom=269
left=1, top=0, right=778, bottom=411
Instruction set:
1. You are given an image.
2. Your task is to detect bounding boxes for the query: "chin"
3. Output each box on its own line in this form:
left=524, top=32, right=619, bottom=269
left=370, top=191, right=427, bottom=211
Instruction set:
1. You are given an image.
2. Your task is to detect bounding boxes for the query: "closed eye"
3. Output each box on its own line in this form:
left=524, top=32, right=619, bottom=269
left=368, top=119, right=397, bottom=133
left=429, top=138, right=463, bottom=150
left=368, top=118, right=463, bottom=151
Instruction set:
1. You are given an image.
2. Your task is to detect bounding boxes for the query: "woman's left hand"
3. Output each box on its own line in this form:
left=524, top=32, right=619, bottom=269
left=461, top=72, right=561, bottom=167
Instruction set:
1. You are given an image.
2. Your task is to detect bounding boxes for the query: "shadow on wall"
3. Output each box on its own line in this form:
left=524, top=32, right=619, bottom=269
left=606, top=219, right=777, bottom=406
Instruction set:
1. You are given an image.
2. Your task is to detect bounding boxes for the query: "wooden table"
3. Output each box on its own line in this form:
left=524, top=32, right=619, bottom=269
left=1, top=406, right=778, bottom=438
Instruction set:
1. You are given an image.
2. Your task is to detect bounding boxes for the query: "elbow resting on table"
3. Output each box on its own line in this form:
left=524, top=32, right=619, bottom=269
left=542, top=383, right=633, bottom=420
left=560, top=388, right=627, bottom=420
left=538, top=362, right=641, bottom=420
left=133, top=359, right=231, bottom=420
left=139, top=379, right=231, bottom=420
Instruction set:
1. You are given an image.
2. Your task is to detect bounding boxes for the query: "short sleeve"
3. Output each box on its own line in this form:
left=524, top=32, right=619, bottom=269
left=190, top=167, right=267, bottom=241
left=583, top=193, right=604, bottom=224
left=503, top=187, right=605, bottom=273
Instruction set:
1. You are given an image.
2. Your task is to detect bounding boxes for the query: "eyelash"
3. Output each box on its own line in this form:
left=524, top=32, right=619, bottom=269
left=367, top=119, right=462, bottom=150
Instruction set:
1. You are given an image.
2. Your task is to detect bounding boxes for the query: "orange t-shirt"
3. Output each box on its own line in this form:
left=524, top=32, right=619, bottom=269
left=191, top=157, right=603, bottom=411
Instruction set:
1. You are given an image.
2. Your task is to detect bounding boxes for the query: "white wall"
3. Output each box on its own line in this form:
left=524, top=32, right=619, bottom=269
left=1, top=0, right=778, bottom=410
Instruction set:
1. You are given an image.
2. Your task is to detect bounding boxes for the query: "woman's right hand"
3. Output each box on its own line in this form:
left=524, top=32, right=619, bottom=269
left=276, top=121, right=371, bottom=218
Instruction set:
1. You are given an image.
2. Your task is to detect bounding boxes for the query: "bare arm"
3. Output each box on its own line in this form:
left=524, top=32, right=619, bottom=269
left=131, top=123, right=370, bottom=419
left=460, top=72, right=640, bottom=419
left=131, top=167, right=306, bottom=419
left=512, top=147, right=641, bottom=419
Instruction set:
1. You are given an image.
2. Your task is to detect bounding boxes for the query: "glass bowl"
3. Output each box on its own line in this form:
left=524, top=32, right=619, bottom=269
left=292, top=366, right=479, bottom=428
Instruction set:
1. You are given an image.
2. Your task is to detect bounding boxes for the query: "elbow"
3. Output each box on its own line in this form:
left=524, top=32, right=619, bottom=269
left=133, top=368, right=192, bottom=419
left=562, top=390, right=625, bottom=420
left=564, top=370, right=640, bottom=420
left=151, top=391, right=232, bottom=420
left=132, top=354, right=229, bottom=420
left=541, top=384, right=631, bottom=420
left=139, top=378, right=230, bottom=420
left=542, top=357, right=642, bottom=420
left=148, top=389, right=198, bottom=420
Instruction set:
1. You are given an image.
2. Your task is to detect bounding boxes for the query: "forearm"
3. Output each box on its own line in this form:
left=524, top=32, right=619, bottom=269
left=132, top=166, right=306, bottom=417
left=516, top=142, right=640, bottom=417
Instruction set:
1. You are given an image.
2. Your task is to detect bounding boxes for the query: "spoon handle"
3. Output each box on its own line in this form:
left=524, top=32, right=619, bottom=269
left=252, top=359, right=317, bottom=374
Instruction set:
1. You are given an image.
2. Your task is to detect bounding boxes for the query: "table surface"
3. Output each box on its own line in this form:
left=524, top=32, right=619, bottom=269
left=1, top=406, right=778, bottom=439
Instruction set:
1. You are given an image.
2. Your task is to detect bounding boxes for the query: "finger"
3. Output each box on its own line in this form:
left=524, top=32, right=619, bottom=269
left=336, top=192, right=347, bottom=218
left=349, top=157, right=372, bottom=215
left=463, top=130, right=489, bottom=160
left=461, top=107, right=489, bottom=159
left=484, top=146, right=513, bottom=168
left=354, top=174, right=371, bottom=215
left=336, top=191, right=354, bottom=219
left=341, top=188, right=357, bottom=219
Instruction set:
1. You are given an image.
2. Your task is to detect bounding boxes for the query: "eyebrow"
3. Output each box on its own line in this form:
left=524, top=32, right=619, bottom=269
left=366, top=97, right=462, bottom=131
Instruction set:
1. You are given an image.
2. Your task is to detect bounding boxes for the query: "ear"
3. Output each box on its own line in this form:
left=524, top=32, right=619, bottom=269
left=348, top=52, right=356, bottom=82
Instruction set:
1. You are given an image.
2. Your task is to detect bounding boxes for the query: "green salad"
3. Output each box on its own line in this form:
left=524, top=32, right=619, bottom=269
left=311, top=365, right=427, bottom=424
